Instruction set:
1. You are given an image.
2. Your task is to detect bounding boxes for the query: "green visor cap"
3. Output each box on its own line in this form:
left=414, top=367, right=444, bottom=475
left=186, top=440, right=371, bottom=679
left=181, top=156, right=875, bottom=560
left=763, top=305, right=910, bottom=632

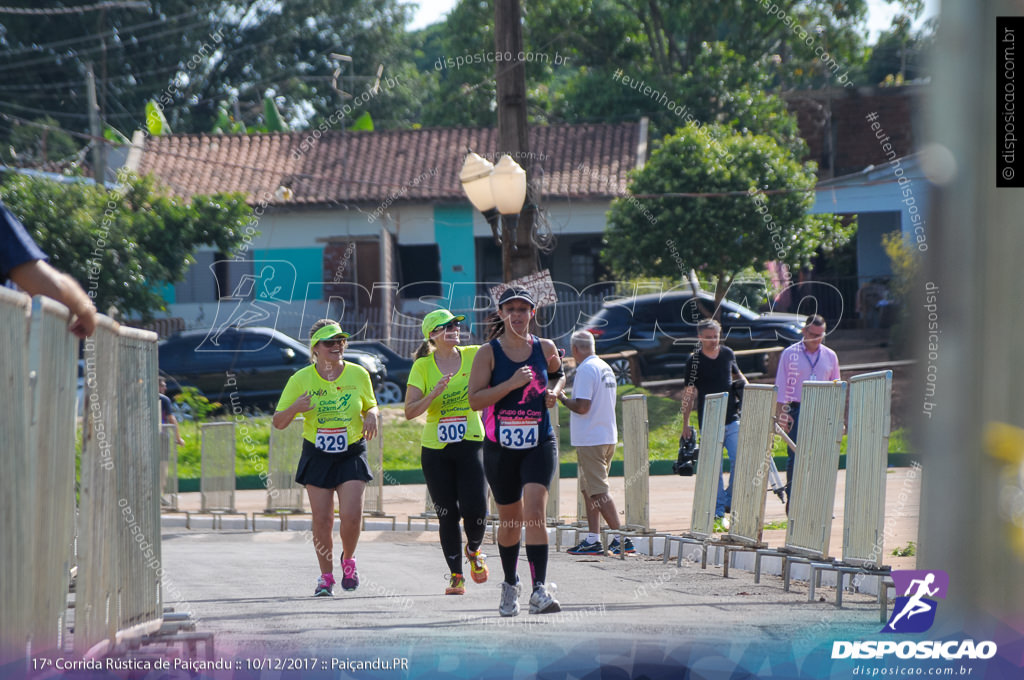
left=310, top=323, right=350, bottom=347
left=421, top=309, right=465, bottom=339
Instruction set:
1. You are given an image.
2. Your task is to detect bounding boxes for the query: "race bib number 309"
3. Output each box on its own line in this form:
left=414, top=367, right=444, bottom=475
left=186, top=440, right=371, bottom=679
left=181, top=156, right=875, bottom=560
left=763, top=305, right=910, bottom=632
left=437, top=416, right=467, bottom=444
left=316, top=427, right=348, bottom=454
left=499, top=419, right=538, bottom=449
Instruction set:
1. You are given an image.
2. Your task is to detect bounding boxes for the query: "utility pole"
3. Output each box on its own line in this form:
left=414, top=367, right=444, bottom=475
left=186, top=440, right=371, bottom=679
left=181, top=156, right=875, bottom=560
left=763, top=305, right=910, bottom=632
left=85, top=63, right=105, bottom=184
left=493, top=0, right=537, bottom=280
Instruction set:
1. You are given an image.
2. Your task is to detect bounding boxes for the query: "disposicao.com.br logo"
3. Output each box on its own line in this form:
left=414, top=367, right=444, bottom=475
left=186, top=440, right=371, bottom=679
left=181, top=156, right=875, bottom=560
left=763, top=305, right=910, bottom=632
left=832, top=570, right=998, bottom=661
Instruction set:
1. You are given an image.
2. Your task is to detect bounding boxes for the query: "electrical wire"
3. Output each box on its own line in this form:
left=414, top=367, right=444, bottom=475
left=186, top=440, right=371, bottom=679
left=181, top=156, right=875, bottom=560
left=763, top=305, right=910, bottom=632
left=0, top=2, right=149, bottom=16
left=0, top=6, right=206, bottom=56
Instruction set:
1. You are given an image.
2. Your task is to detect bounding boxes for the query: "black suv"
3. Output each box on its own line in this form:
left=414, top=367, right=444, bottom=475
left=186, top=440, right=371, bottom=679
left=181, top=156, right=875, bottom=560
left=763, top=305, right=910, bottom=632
left=347, top=341, right=414, bottom=405
left=158, top=326, right=386, bottom=408
left=580, top=291, right=805, bottom=383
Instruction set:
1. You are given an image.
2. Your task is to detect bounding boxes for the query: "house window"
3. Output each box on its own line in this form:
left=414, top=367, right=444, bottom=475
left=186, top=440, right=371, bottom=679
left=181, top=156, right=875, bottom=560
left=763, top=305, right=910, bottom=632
left=397, top=244, right=441, bottom=298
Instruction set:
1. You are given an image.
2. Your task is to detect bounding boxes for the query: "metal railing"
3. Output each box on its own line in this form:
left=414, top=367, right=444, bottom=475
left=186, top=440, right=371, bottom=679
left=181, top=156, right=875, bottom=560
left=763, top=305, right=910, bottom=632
left=0, top=289, right=81, bottom=663
left=64, top=312, right=163, bottom=658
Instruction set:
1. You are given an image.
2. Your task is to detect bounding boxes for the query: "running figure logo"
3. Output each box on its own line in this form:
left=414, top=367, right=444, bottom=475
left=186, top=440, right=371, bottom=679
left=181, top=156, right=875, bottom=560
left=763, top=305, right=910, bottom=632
left=518, top=373, right=547, bottom=405
left=882, top=570, right=949, bottom=634
left=199, top=261, right=296, bottom=351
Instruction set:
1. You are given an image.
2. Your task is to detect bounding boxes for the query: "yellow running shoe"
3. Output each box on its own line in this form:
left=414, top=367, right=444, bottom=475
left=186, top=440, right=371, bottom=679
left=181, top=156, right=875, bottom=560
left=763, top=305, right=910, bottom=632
left=465, top=546, right=489, bottom=584
left=446, top=573, right=466, bottom=595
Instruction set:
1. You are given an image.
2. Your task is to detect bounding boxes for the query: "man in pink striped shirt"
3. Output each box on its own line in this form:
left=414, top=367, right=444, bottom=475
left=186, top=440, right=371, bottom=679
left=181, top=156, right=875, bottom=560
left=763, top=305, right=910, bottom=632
left=773, top=315, right=841, bottom=514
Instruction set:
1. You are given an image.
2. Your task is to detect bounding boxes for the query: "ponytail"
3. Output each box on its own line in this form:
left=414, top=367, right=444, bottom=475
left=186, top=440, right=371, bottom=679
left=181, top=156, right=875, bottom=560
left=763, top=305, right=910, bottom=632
left=413, top=338, right=435, bottom=359
left=484, top=311, right=504, bottom=341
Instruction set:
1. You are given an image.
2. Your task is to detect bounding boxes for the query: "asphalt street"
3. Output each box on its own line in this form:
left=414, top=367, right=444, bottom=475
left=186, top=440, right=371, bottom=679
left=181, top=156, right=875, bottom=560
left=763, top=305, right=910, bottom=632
left=155, top=528, right=887, bottom=678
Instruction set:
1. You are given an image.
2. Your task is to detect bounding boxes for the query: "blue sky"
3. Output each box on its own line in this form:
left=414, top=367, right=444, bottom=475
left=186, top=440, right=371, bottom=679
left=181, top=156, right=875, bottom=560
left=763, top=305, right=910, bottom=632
left=408, top=0, right=940, bottom=39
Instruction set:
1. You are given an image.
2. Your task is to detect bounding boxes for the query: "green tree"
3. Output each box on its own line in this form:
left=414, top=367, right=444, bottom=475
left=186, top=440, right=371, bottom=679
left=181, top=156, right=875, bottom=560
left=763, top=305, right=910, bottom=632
left=604, top=123, right=854, bottom=306
left=0, top=172, right=252, bottom=320
left=1, top=116, right=81, bottom=166
left=0, top=1, right=425, bottom=139
left=0, top=1, right=224, bottom=137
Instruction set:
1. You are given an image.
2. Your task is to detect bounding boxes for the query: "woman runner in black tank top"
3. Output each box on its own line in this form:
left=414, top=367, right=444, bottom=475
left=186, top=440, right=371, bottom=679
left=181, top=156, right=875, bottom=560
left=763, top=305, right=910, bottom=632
left=468, top=287, right=564, bottom=617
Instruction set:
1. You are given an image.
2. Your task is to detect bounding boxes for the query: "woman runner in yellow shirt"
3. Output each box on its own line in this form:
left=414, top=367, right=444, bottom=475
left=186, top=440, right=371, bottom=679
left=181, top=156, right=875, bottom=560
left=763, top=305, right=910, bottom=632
left=404, top=309, right=489, bottom=595
left=273, top=319, right=379, bottom=596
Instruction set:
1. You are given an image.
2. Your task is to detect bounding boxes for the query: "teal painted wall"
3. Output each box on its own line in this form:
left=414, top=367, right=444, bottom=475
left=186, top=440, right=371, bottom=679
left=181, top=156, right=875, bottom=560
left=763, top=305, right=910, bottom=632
left=433, top=205, right=477, bottom=311
left=253, top=247, right=322, bottom=302
left=160, top=283, right=176, bottom=305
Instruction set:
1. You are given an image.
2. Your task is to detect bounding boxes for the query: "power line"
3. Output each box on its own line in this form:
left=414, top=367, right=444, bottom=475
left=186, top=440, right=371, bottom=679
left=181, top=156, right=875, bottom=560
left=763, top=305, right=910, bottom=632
left=0, top=2, right=148, bottom=15
left=0, top=6, right=205, bottom=56
left=0, top=17, right=213, bottom=73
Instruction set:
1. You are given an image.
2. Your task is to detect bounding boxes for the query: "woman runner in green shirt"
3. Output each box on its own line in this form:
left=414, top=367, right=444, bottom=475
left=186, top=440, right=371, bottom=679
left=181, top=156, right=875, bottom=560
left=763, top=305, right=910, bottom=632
left=404, top=309, right=489, bottom=595
left=273, top=319, right=379, bottom=596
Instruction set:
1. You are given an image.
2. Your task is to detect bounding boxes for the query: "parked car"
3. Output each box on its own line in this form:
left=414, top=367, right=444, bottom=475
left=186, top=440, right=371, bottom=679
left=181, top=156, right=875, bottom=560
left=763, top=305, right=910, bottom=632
left=158, top=326, right=386, bottom=409
left=579, top=291, right=806, bottom=384
left=347, top=340, right=414, bottom=406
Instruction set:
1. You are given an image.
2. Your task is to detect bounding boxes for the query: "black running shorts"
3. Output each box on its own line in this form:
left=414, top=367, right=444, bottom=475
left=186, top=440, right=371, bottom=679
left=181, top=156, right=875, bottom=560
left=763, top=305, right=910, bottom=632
left=482, top=436, right=557, bottom=505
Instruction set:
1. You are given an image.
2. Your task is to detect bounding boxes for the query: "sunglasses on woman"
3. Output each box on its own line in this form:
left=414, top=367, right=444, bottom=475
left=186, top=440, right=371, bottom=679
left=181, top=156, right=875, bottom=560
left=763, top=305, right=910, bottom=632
left=432, top=320, right=461, bottom=334
left=318, top=338, right=345, bottom=347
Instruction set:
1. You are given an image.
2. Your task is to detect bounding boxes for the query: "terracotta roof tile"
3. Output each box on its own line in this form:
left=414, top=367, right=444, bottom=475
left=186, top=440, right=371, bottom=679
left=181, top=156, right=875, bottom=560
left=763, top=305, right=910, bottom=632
left=134, top=123, right=643, bottom=207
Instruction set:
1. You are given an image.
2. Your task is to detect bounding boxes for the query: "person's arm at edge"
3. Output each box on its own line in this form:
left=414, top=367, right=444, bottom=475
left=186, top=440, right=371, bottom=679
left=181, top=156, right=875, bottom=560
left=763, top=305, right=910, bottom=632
left=360, top=369, right=379, bottom=440
left=541, top=339, right=564, bottom=408
left=9, top=259, right=97, bottom=338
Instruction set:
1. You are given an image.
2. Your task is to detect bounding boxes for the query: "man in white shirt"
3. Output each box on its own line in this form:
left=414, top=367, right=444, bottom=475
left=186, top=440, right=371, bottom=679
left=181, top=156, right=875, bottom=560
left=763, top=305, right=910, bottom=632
left=557, top=330, right=634, bottom=555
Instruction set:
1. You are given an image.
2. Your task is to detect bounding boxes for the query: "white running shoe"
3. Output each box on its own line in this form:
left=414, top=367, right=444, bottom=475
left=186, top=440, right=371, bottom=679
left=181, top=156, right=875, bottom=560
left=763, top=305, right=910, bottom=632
left=529, top=582, right=561, bottom=614
left=499, top=578, right=521, bottom=617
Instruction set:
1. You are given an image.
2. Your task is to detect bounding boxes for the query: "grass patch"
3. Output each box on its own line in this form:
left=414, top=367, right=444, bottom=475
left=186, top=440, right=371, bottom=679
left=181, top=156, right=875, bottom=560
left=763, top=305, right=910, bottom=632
left=77, top=384, right=915, bottom=479
left=557, top=385, right=684, bottom=464
left=762, top=518, right=788, bottom=530
left=891, top=541, right=916, bottom=557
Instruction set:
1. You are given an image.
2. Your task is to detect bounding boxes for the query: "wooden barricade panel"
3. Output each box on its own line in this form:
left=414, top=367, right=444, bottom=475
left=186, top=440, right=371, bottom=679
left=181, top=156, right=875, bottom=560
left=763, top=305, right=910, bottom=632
left=27, top=296, right=80, bottom=655
left=0, top=288, right=32, bottom=663
left=622, top=394, right=650, bottom=530
left=725, top=384, right=778, bottom=546
left=115, top=326, right=163, bottom=639
left=843, top=371, right=893, bottom=568
left=201, top=422, right=237, bottom=512
left=268, top=417, right=305, bottom=512
left=784, top=381, right=848, bottom=559
left=363, top=418, right=385, bottom=516
left=160, top=426, right=179, bottom=511
left=547, top=404, right=560, bottom=523
left=689, top=393, right=727, bottom=539
left=75, top=317, right=121, bottom=655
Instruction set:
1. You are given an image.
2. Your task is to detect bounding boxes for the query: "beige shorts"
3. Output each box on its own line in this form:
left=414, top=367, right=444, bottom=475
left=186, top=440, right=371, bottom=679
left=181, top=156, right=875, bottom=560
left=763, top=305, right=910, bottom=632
left=577, top=444, right=615, bottom=496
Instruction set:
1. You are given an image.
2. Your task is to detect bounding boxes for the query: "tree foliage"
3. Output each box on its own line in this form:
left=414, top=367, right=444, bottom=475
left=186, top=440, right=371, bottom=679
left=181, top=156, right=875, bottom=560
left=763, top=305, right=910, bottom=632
left=0, top=0, right=933, bottom=143
left=0, top=173, right=252, bottom=320
left=604, top=124, right=854, bottom=304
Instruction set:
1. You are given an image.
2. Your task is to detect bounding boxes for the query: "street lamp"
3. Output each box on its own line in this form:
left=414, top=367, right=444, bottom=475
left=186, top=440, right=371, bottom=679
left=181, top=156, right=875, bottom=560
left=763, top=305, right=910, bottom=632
left=459, top=151, right=527, bottom=252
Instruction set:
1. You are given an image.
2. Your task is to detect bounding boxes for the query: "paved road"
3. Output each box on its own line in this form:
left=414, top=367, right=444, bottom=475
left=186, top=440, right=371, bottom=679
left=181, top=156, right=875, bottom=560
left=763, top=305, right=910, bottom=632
left=157, top=529, right=886, bottom=678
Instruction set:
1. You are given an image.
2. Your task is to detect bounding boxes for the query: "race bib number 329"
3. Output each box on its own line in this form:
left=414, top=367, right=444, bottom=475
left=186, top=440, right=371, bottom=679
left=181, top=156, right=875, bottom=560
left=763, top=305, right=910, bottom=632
left=499, top=419, right=538, bottom=449
left=316, top=427, right=348, bottom=454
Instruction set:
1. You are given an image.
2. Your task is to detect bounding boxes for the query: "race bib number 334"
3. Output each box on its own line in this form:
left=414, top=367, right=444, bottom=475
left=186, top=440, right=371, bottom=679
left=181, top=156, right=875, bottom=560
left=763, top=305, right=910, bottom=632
left=316, top=427, right=348, bottom=454
left=499, top=419, right=538, bottom=449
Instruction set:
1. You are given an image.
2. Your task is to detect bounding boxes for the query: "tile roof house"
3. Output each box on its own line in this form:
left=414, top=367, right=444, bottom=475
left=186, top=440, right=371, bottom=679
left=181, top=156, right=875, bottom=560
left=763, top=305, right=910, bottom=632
left=127, top=122, right=647, bottom=337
